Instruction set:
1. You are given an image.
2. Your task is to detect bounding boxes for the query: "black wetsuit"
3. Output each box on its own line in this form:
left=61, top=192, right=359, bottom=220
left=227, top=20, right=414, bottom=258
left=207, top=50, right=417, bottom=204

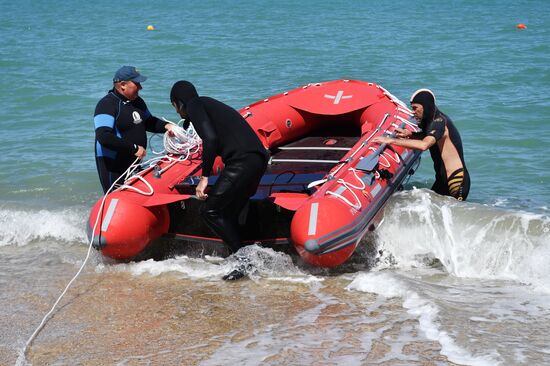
left=170, top=81, right=269, bottom=252
left=416, top=109, right=470, bottom=200
left=93, top=89, right=167, bottom=193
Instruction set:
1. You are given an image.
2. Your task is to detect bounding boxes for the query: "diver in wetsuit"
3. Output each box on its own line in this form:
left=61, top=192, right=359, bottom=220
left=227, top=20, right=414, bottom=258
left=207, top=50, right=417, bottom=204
left=94, top=66, right=176, bottom=193
left=170, top=80, right=269, bottom=254
left=372, top=89, right=470, bottom=200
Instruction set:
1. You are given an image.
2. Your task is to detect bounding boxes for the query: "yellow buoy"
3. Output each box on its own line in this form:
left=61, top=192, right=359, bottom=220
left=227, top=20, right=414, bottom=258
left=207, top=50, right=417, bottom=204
left=147, top=25, right=155, bottom=31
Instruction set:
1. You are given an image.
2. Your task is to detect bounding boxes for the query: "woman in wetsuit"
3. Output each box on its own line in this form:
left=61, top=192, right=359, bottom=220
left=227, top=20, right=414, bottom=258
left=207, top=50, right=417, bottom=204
left=170, top=80, right=269, bottom=253
left=372, top=89, right=470, bottom=201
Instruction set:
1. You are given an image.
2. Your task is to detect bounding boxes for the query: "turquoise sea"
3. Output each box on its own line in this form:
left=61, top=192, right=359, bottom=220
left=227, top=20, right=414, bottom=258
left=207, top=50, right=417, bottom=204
left=1, top=1, right=549, bottom=365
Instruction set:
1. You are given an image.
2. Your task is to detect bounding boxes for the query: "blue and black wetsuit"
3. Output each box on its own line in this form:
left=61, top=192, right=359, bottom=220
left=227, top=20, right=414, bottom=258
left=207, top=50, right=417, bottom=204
left=94, top=89, right=167, bottom=193
left=416, top=109, right=470, bottom=200
left=170, top=81, right=269, bottom=252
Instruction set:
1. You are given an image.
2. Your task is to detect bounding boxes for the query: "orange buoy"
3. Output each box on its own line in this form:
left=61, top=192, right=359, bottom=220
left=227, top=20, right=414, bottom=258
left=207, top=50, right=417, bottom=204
left=516, top=23, right=526, bottom=29
left=147, top=25, right=155, bottom=31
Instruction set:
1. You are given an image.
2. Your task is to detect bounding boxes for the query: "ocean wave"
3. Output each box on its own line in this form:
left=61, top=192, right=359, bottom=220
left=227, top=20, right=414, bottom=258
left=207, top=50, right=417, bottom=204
left=0, top=207, right=87, bottom=247
left=347, top=271, right=500, bottom=366
left=375, top=189, right=550, bottom=292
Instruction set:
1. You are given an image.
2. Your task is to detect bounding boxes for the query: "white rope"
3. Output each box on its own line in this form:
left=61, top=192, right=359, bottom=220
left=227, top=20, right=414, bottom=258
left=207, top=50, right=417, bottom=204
left=118, top=174, right=155, bottom=196
left=367, top=146, right=401, bottom=168
left=17, top=118, right=202, bottom=358
left=395, top=115, right=420, bottom=132
left=308, top=123, right=386, bottom=190
left=378, top=85, right=409, bottom=110
left=118, top=118, right=202, bottom=196
left=162, top=120, right=202, bottom=157
left=367, top=146, right=390, bottom=168
left=382, top=149, right=401, bottom=164
left=19, top=121, right=202, bottom=362
left=361, top=124, right=385, bottom=148
left=396, top=106, right=414, bottom=116
left=18, top=157, right=140, bottom=364
left=326, top=168, right=366, bottom=210
left=144, top=119, right=202, bottom=169
left=309, top=114, right=411, bottom=191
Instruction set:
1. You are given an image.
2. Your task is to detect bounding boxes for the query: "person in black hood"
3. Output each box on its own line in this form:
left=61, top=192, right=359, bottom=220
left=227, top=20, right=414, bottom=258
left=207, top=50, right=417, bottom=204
left=170, top=80, right=269, bottom=254
left=372, top=89, right=470, bottom=200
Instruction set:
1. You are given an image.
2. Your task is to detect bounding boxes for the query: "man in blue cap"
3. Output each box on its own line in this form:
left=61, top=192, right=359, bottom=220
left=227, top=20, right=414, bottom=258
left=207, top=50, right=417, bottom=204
left=93, top=66, right=175, bottom=193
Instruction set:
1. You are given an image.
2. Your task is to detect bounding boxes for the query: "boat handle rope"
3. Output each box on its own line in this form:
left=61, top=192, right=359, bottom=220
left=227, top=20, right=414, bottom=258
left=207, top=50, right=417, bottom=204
left=366, top=146, right=401, bottom=168
left=326, top=168, right=366, bottom=211
left=395, top=115, right=420, bottom=131
left=396, top=106, right=413, bottom=116
left=324, top=116, right=407, bottom=210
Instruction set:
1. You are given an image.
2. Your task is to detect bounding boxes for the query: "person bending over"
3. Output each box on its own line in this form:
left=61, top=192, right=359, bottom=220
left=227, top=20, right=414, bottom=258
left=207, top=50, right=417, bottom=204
left=372, top=89, right=470, bottom=200
left=170, top=80, right=269, bottom=253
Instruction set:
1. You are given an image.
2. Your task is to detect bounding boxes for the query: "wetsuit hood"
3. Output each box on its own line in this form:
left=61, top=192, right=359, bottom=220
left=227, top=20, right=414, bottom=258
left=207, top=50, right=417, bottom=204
left=410, top=89, right=436, bottom=126
left=170, top=80, right=199, bottom=110
left=170, top=80, right=200, bottom=129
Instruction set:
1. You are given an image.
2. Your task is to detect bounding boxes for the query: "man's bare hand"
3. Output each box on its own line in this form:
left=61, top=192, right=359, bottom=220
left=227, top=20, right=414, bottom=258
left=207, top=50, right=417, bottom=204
left=395, top=128, right=411, bottom=139
left=196, top=177, right=209, bottom=200
left=135, top=145, right=146, bottom=159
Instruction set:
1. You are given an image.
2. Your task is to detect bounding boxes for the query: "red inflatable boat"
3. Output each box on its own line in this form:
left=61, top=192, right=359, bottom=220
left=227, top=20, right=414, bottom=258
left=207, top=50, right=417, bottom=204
left=87, top=80, right=421, bottom=267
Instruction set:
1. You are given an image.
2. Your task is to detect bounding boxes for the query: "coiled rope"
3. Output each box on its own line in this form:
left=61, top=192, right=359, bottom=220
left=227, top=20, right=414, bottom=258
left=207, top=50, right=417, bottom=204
left=118, top=119, right=201, bottom=195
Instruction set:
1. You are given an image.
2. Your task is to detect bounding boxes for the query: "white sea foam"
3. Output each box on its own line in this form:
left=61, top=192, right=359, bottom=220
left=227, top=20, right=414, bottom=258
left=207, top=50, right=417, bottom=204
left=10, top=187, right=48, bottom=194
left=347, top=271, right=499, bottom=366
left=0, top=207, right=87, bottom=247
left=376, top=189, right=550, bottom=292
left=98, top=256, right=230, bottom=280
left=97, top=245, right=319, bottom=283
left=490, top=198, right=509, bottom=208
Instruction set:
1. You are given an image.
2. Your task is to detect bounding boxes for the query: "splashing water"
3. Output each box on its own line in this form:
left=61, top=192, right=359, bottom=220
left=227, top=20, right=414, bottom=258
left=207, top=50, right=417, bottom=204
left=375, top=189, right=550, bottom=292
left=0, top=206, right=87, bottom=247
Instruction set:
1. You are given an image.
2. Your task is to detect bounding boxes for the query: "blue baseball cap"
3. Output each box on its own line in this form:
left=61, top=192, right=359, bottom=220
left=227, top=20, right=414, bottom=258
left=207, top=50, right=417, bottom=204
left=113, top=66, right=147, bottom=83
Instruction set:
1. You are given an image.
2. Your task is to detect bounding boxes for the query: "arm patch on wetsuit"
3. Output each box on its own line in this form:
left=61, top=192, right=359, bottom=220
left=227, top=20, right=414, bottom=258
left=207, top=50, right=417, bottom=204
left=425, top=118, right=445, bottom=141
left=94, top=95, right=117, bottom=130
left=94, top=114, right=115, bottom=129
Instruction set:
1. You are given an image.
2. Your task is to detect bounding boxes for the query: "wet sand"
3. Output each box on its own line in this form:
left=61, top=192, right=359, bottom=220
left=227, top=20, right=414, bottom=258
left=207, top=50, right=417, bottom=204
left=5, top=268, right=460, bottom=366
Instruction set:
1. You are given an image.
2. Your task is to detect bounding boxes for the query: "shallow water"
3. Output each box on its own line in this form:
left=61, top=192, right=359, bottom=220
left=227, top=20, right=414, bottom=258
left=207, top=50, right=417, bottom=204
left=3, top=191, right=549, bottom=365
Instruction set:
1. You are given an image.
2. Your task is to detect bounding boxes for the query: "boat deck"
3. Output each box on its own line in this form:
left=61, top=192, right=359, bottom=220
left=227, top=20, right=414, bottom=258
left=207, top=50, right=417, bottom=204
left=166, top=135, right=359, bottom=246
